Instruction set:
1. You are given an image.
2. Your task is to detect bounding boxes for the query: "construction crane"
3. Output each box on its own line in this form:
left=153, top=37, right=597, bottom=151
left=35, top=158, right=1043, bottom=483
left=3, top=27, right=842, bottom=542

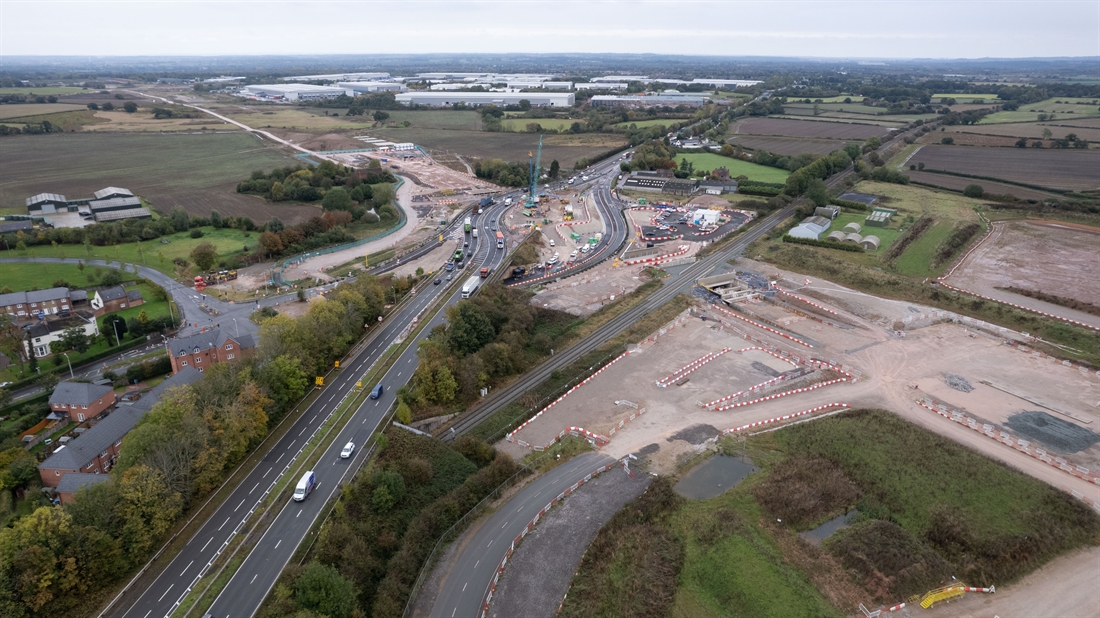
left=525, top=134, right=543, bottom=210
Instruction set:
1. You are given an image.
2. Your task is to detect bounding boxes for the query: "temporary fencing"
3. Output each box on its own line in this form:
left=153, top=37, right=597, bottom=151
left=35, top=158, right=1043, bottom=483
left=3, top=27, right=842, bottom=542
left=775, top=288, right=839, bottom=316
left=656, top=347, right=730, bottom=387
left=712, top=379, right=849, bottom=411
left=623, top=244, right=691, bottom=266
left=506, top=350, right=632, bottom=445
left=915, top=398, right=1100, bottom=493
left=720, top=403, right=850, bottom=434
left=481, top=459, right=622, bottom=618
left=709, top=303, right=815, bottom=348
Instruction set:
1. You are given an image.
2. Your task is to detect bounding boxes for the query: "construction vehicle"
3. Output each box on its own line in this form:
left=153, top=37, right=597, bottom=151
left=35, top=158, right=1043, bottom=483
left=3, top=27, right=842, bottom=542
left=461, top=275, right=480, bottom=298
left=193, top=276, right=206, bottom=291
left=200, top=270, right=238, bottom=286
left=564, top=204, right=574, bottom=221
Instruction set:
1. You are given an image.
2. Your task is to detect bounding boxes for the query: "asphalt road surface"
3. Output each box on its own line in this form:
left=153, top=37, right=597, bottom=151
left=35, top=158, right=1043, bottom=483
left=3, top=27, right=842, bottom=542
left=428, top=452, right=614, bottom=618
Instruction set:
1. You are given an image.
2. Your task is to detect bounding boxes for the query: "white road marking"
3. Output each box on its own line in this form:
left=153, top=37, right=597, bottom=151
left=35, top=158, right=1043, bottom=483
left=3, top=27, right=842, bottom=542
left=452, top=607, right=457, bottom=617
left=311, top=415, right=317, bottom=422
left=487, top=539, right=492, bottom=547
left=297, top=509, right=303, bottom=518
left=157, top=584, right=173, bottom=603
left=202, top=537, right=213, bottom=552
left=234, top=499, right=245, bottom=512
left=474, top=560, right=479, bottom=569
left=329, top=393, right=335, bottom=402
left=143, top=611, right=152, bottom=618
left=275, top=539, right=281, bottom=549
left=250, top=574, right=258, bottom=584
left=181, top=560, right=194, bottom=576
left=276, top=453, right=284, bottom=464
left=219, top=516, right=231, bottom=531
left=299, top=426, right=306, bottom=436
left=462, top=582, right=467, bottom=591
left=502, top=522, right=508, bottom=529
left=250, top=483, right=259, bottom=494
left=263, top=467, right=271, bottom=478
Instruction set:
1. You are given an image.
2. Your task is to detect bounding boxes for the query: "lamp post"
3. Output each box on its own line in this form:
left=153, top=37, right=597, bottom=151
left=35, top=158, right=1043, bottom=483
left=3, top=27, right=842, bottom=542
left=62, top=353, right=74, bottom=379
left=232, top=318, right=239, bottom=338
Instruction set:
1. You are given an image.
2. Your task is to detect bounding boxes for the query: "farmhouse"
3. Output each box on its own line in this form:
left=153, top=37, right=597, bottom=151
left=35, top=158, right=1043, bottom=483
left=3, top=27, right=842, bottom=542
left=168, top=327, right=256, bottom=373
left=38, top=367, right=203, bottom=488
left=698, top=179, right=738, bottom=195
left=788, top=216, right=832, bottom=240
left=87, top=195, right=151, bottom=223
left=49, top=381, right=118, bottom=423
left=91, top=285, right=144, bottom=316
left=24, top=312, right=99, bottom=359
left=25, top=187, right=147, bottom=223
left=621, top=170, right=673, bottom=192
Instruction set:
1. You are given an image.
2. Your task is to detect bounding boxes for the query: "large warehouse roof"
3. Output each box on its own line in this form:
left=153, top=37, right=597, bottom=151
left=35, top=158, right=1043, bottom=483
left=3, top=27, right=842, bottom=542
left=395, top=92, right=574, bottom=107
left=284, top=72, right=390, bottom=82
left=240, top=84, right=347, bottom=101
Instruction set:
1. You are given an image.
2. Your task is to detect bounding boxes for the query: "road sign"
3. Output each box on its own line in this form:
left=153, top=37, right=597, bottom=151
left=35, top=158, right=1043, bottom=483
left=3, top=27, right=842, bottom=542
left=334, top=360, right=340, bottom=368
left=315, top=376, right=324, bottom=386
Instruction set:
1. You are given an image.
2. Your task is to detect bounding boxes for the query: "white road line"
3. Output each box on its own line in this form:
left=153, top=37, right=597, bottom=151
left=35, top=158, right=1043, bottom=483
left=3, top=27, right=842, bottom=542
left=250, top=482, right=259, bottom=494
left=202, top=537, right=213, bottom=552
left=329, top=393, right=335, bottom=402
left=234, top=499, right=245, bottom=512
left=452, top=607, right=457, bottom=617
left=181, top=560, right=194, bottom=576
left=299, top=426, right=306, bottom=436
left=487, top=539, right=492, bottom=547
left=297, top=509, right=303, bottom=518
left=275, top=539, right=281, bottom=549
left=462, top=582, right=467, bottom=591
left=502, top=522, right=508, bottom=529
left=276, top=452, right=284, bottom=464
left=250, top=573, right=258, bottom=584
left=143, top=610, right=152, bottom=618
left=219, top=516, right=231, bottom=531
left=157, top=584, right=173, bottom=603
left=263, top=467, right=271, bottom=478
left=474, top=560, right=479, bottom=569
left=311, top=415, right=317, bottom=422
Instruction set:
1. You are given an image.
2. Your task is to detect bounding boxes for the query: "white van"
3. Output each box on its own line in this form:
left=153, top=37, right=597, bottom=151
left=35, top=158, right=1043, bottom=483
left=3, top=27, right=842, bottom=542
left=293, top=471, right=316, bottom=502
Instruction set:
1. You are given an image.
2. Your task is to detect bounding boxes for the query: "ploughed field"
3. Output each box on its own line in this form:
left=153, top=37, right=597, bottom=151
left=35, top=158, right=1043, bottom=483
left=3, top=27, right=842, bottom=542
left=735, top=117, right=892, bottom=140
left=727, top=135, right=853, bottom=156
left=909, top=145, right=1100, bottom=192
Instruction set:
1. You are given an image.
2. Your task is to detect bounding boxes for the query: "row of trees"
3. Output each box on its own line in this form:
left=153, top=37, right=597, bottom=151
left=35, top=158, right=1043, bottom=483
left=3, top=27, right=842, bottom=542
left=0, top=272, right=402, bottom=616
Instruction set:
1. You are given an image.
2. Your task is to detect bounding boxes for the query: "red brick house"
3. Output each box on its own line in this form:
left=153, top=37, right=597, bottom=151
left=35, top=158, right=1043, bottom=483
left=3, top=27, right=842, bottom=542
left=49, top=381, right=118, bottom=423
left=91, top=285, right=144, bottom=317
left=55, top=473, right=112, bottom=504
left=168, top=328, right=255, bottom=373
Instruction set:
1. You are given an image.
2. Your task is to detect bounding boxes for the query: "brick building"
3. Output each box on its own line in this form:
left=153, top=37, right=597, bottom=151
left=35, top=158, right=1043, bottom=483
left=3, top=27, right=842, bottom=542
left=56, top=473, right=112, bottom=505
left=38, top=366, right=202, bottom=487
left=91, top=285, right=144, bottom=316
left=0, top=287, right=86, bottom=324
left=49, top=381, right=118, bottom=423
left=168, top=328, right=255, bottom=373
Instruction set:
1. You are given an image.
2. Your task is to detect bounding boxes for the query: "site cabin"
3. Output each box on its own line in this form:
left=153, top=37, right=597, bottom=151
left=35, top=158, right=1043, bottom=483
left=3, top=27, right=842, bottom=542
left=495, top=231, right=504, bottom=249
left=461, top=276, right=480, bottom=298
left=293, top=471, right=316, bottom=502
left=464, top=217, right=472, bottom=233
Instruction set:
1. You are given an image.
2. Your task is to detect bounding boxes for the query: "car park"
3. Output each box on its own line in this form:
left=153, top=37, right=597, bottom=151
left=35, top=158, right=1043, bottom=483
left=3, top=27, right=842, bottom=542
left=340, top=442, right=355, bottom=459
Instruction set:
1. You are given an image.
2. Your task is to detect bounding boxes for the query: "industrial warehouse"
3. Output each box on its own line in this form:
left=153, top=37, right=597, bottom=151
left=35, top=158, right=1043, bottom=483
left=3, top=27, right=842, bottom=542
left=394, top=91, right=574, bottom=107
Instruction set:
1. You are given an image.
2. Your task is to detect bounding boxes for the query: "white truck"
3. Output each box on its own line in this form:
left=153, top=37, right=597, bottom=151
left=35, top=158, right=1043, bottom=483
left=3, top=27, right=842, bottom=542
left=461, top=276, right=481, bottom=298
left=472, top=227, right=478, bottom=238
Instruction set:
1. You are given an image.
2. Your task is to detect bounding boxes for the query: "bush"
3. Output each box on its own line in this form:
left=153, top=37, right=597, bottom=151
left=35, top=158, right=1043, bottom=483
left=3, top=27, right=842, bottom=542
left=884, top=216, right=933, bottom=261
left=189, top=228, right=204, bottom=239
left=830, top=198, right=870, bottom=211
left=783, top=235, right=864, bottom=252
left=753, top=456, right=861, bottom=529
left=962, top=184, right=984, bottom=198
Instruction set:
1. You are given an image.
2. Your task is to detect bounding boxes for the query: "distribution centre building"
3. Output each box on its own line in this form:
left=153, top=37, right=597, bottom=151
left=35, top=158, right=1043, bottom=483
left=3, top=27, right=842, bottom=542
left=339, top=82, right=406, bottom=95
left=395, top=92, right=574, bottom=107
left=238, top=84, right=347, bottom=101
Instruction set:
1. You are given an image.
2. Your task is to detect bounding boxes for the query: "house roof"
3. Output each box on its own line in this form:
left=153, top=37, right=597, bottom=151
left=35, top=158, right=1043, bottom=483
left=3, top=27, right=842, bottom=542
left=93, top=187, right=133, bottom=200
left=171, top=328, right=255, bottom=357
left=0, top=287, right=70, bottom=307
left=97, top=286, right=128, bottom=302
left=26, top=193, right=66, bottom=207
left=56, top=472, right=111, bottom=495
left=126, top=290, right=144, bottom=302
left=49, top=381, right=115, bottom=406
left=39, top=366, right=203, bottom=472
left=0, top=221, right=33, bottom=233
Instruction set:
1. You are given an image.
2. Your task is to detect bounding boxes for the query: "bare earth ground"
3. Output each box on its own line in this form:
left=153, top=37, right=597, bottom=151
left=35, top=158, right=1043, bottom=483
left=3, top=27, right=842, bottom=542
left=487, top=468, right=651, bottom=618
left=533, top=261, right=660, bottom=316
left=942, top=221, right=1100, bottom=328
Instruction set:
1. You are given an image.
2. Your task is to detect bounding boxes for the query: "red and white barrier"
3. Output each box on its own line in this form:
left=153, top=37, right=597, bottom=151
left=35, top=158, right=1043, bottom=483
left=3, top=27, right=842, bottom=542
left=710, top=304, right=815, bottom=348
left=506, top=350, right=632, bottom=444
left=884, top=602, right=906, bottom=612
left=623, top=244, right=690, bottom=266
left=721, top=403, right=850, bottom=434
left=481, top=460, right=621, bottom=618
left=656, top=347, right=730, bottom=387
left=713, top=378, right=849, bottom=411
left=776, top=288, right=840, bottom=316
left=703, top=373, right=790, bottom=408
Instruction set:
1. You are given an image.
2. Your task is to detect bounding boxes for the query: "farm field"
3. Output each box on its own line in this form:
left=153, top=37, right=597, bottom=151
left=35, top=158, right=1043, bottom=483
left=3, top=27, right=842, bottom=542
left=734, top=117, right=892, bottom=139
left=500, top=117, right=578, bottom=132
left=944, top=122, right=1100, bottom=142
left=0, top=103, right=88, bottom=119
left=614, top=117, right=688, bottom=129
left=906, top=170, right=1064, bottom=202
left=0, top=262, right=140, bottom=293
left=769, top=114, right=910, bottom=128
left=933, top=93, right=1001, bottom=102
left=0, top=86, right=87, bottom=96
left=0, top=109, right=102, bottom=131
left=978, top=97, right=1100, bottom=124
left=909, top=145, right=1100, bottom=191
left=82, top=110, right=242, bottom=132
left=210, top=105, right=483, bottom=132
left=675, top=152, right=791, bottom=183
left=369, top=127, right=627, bottom=168
left=727, top=135, right=851, bottom=156
left=0, top=132, right=316, bottom=224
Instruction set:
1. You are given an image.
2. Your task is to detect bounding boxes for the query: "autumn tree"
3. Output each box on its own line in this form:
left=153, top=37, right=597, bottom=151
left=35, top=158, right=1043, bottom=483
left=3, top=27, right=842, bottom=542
left=190, top=242, right=218, bottom=271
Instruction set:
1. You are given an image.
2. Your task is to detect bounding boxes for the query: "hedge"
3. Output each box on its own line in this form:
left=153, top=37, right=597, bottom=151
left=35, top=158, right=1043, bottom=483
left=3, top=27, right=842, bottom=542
left=830, top=198, right=871, bottom=211
left=782, top=235, right=865, bottom=252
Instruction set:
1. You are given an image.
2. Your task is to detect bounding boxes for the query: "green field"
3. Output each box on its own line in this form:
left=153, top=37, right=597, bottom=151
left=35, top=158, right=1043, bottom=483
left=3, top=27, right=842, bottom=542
left=3, top=227, right=258, bottom=281
left=500, top=117, right=578, bottom=132
left=614, top=118, right=686, bottom=129
left=978, top=97, right=1100, bottom=124
left=0, top=87, right=87, bottom=96
left=0, top=132, right=312, bottom=224
left=211, top=105, right=483, bottom=132
left=933, top=93, right=1001, bottom=102
left=676, top=153, right=791, bottom=183
left=0, top=262, right=139, bottom=292
left=826, top=212, right=902, bottom=254
left=0, top=103, right=89, bottom=119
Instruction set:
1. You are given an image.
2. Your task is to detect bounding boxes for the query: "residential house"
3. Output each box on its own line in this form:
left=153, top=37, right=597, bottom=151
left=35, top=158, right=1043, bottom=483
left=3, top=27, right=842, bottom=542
left=49, top=381, right=118, bottom=423
left=92, top=285, right=144, bottom=317
left=0, top=287, right=78, bottom=324
left=38, top=366, right=203, bottom=487
left=168, top=327, right=256, bottom=373
left=24, top=312, right=99, bottom=359
left=56, top=472, right=112, bottom=504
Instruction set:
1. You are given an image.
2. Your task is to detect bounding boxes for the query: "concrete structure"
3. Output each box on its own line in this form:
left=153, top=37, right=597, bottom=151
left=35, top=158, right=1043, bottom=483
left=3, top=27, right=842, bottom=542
left=38, top=367, right=203, bottom=487
left=589, top=94, right=707, bottom=108
left=690, top=79, right=763, bottom=88
left=859, top=235, right=881, bottom=251
left=395, top=91, right=573, bottom=108
left=24, top=312, right=99, bottom=359
left=865, top=207, right=896, bottom=228
left=0, top=287, right=80, bottom=324
left=49, top=381, right=117, bottom=423
left=788, top=215, right=832, bottom=240
left=843, top=232, right=863, bottom=244
left=698, top=273, right=757, bottom=303
left=168, top=327, right=256, bottom=373
left=239, top=84, right=347, bottom=101
left=91, top=285, right=143, bottom=317
left=826, top=231, right=847, bottom=242
left=814, top=205, right=840, bottom=220
left=55, top=472, right=112, bottom=504
left=339, top=81, right=405, bottom=95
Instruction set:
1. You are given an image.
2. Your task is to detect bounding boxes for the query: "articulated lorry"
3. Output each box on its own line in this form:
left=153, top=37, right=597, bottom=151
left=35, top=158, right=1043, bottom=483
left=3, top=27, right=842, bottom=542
left=464, top=216, right=472, bottom=233
left=495, top=230, right=504, bottom=249
left=461, top=275, right=480, bottom=298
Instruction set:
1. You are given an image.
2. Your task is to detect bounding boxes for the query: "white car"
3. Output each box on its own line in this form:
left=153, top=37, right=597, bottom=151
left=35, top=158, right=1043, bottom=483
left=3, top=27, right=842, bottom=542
left=570, top=250, right=578, bottom=258
left=549, top=239, right=555, bottom=247
left=340, top=442, right=355, bottom=459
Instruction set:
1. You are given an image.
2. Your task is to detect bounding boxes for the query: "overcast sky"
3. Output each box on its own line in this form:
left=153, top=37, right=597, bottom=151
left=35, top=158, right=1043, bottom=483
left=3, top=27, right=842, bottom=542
left=2, top=0, right=1098, bottom=58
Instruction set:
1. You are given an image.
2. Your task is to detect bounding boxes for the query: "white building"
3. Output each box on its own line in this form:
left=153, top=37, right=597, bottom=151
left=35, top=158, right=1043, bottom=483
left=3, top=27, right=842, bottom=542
left=24, top=314, right=99, bottom=359
left=395, top=92, right=574, bottom=108
left=576, top=83, right=628, bottom=90
left=238, top=84, right=347, bottom=101
left=690, top=79, right=763, bottom=88
left=284, top=72, right=390, bottom=82
left=787, top=216, right=832, bottom=240
left=692, top=209, right=720, bottom=227
left=339, top=82, right=406, bottom=95
left=507, top=81, right=573, bottom=90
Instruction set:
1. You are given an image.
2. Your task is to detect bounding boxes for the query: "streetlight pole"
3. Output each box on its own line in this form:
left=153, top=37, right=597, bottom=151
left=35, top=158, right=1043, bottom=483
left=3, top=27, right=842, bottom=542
left=112, top=319, right=121, bottom=348
left=62, top=353, right=74, bottom=379
left=232, top=318, right=239, bottom=338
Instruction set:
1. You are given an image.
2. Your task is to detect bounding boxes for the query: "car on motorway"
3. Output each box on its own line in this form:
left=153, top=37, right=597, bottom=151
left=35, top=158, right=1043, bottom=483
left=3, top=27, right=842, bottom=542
left=293, top=471, right=316, bottom=502
left=445, top=263, right=454, bottom=271
left=370, top=383, right=384, bottom=400
left=434, top=278, right=442, bottom=285
left=340, top=442, right=355, bottom=459
left=447, top=273, right=453, bottom=281
left=463, top=240, right=469, bottom=247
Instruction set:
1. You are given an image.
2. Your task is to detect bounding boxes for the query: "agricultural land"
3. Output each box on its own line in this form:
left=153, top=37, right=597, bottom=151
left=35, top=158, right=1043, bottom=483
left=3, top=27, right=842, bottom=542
left=908, top=145, right=1100, bottom=192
